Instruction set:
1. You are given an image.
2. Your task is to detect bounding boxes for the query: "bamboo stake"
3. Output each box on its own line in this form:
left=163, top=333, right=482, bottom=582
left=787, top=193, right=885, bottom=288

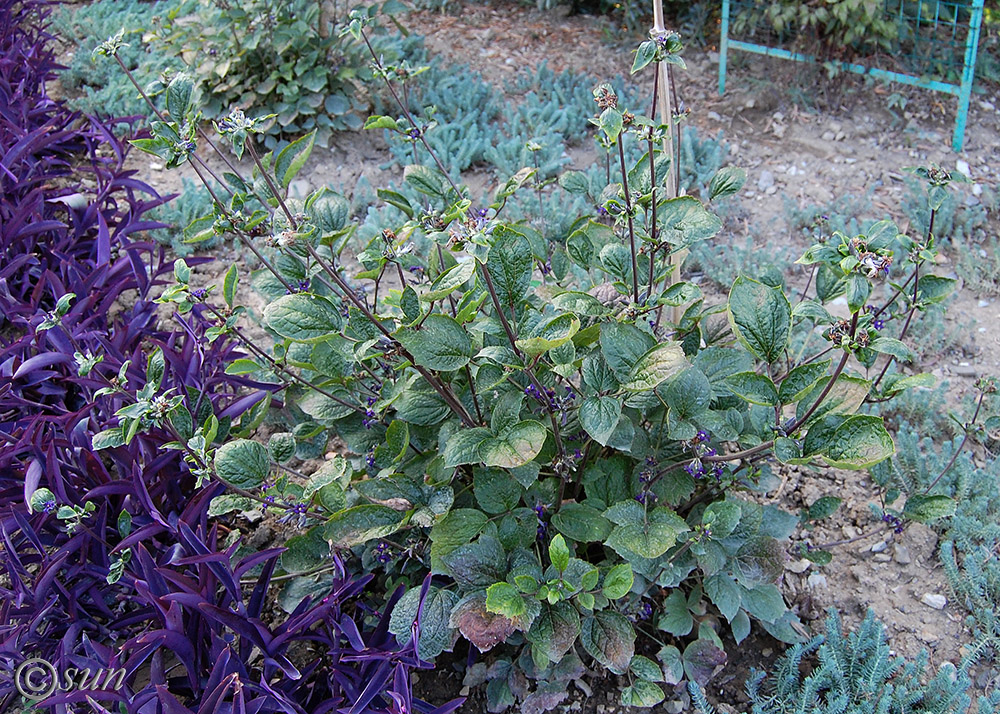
left=652, top=0, right=687, bottom=324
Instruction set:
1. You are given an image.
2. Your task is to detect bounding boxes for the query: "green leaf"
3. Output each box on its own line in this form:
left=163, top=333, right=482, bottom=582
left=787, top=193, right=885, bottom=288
left=486, top=582, right=529, bottom=619
left=903, top=494, right=956, bottom=523
left=870, top=337, right=914, bottom=363
left=579, top=396, right=622, bottom=446
left=803, top=414, right=895, bottom=469
left=404, top=164, right=446, bottom=198
left=621, top=680, right=665, bottom=708
left=601, top=322, right=655, bottom=378
left=709, top=166, right=747, bottom=200
left=581, top=610, right=635, bottom=674
left=604, top=502, right=688, bottom=559
left=551, top=503, right=612, bottom=542
left=92, top=428, right=125, bottom=451
left=728, top=276, right=791, bottom=363
left=480, top=421, right=547, bottom=468
left=166, top=73, right=193, bottom=121
left=682, top=639, right=727, bottom=685
left=364, top=114, right=400, bottom=130
left=526, top=601, right=581, bottom=663
left=916, top=274, right=955, bottom=305
left=846, top=274, right=871, bottom=315
left=389, top=586, right=458, bottom=660
left=807, top=496, right=842, bottom=520
left=702, top=501, right=741, bottom=539
left=275, top=130, right=316, bottom=188
left=214, top=439, right=269, bottom=489
left=515, top=314, right=580, bottom=356
left=264, top=294, right=340, bottom=342
left=207, top=494, right=253, bottom=517
left=549, top=534, right=570, bottom=572
left=704, top=573, right=742, bottom=621
left=223, top=264, right=239, bottom=310
left=281, top=526, right=329, bottom=573
left=324, top=505, right=407, bottom=548
left=551, top=291, right=609, bottom=316
left=794, top=374, right=871, bottom=426
left=602, top=563, right=634, bottom=599
left=631, top=40, right=657, bottom=73
left=443, top=428, right=493, bottom=467
left=659, top=590, right=693, bottom=636
left=397, top=314, right=472, bottom=371
left=423, top=260, right=476, bottom=302
left=621, top=342, right=688, bottom=392
left=657, top=196, right=723, bottom=244
left=474, top=468, right=524, bottom=514
left=600, top=107, right=623, bottom=140
left=723, top=371, right=778, bottom=406
left=559, top=170, right=591, bottom=194
left=430, top=509, right=489, bottom=572
left=268, top=432, right=296, bottom=462
left=778, top=360, right=831, bottom=404
left=630, top=655, right=664, bottom=682
left=740, top=583, right=786, bottom=624
left=485, top=229, right=532, bottom=317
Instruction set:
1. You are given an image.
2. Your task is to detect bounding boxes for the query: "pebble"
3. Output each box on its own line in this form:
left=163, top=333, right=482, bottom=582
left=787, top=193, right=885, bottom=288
left=150, top=162, right=164, bottom=171
left=665, top=701, right=684, bottom=714
left=821, top=130, right=836, bottom=142
left=894, top=544, right=912, bottom=564
left=919, top=629, right=940, bottom=643
left=952, top=364, right=978, bottom=377
left=973, top=183, right=983, bottom=197
left=979, top=299, right=991, bottom=308
left=707, top=111, right=722, bottom=121
left=979, top=100, right=996, bottom=111
left=757, top=170, right=775, bottom=191
left=786, top=558, right=811, bottom=574
left=871, top=540, right=888, bottom=553
left=807, top=573, right=828, bottom=589
left=921, top=593, right=947, bottom=610
left=873, top=553, right=892, bottom=562
left=765, top=186, right=777, bottom=195
left=955, top=159, right=971, bottom=177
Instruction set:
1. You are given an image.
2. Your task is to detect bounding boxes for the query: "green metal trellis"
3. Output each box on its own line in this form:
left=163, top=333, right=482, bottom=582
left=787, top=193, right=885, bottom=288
left=718, top=0, right=985, bottom=152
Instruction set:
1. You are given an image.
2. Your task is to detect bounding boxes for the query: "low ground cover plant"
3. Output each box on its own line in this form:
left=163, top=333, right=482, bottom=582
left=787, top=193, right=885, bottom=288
left=77, top=5, right=998, bottom=710
left=1, top=3, right=449, bottom=712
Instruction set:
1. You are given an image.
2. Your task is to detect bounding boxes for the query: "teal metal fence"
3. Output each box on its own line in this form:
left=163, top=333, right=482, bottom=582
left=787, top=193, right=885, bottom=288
left=718, top=0, right=985, bottom=151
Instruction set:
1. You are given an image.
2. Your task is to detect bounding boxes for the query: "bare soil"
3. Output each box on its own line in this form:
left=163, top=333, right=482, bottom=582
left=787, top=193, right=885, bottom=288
left=104, top=2, right=1000, bottom=710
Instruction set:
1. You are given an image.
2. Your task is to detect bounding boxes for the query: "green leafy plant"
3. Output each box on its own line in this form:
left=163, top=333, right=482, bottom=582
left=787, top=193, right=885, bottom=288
left=151, top=0, right=418, bottom=147
left=691, top=609, right=999, bottom=714
left=54, top=0, right=187, bottom=118
left=97, top=16, right=966, bottom=713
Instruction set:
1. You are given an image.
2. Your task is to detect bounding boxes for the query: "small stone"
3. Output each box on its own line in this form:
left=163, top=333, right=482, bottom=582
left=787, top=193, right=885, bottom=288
left=871, top=540, right=888, bottom=553
left=821, top=130, right=836, bottom=142
left=807, top=573, right=828, bottom=589
left=459, top=686, right=470, bottom=696
left=952, top=364, right=978, bottom=377
left=978, top=299, right=990, bottom=308
left=894, top=544, right=912, bottom=564
left=918, top=629, right=940, bottom=643
left=921, top=593, right=947, bottom=609
left=707, top=111, right=722, bottom=121
left=829, top=120, right=842, bottom=132
left=834, top=131, right=846, bottom=141
left=765, top=185, right=777, bottom=195
left=873, top=553, right=892, bottom=562
left=786, top=558, right=811, bottom=574
left=150, top=162, right=164, bottom=171
left=955, top=159, right=971, bottom=177
left=665, top=701, right=684, bottom=714
left=757, top=170, right=775, bottom=191
left=979, top=100, right=996, bottom=111
left=973, top=183, right=983, bottom=197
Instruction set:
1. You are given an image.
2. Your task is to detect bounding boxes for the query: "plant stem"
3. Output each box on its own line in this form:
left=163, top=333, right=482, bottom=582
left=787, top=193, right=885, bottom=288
left=359, top=29, right=463, bottom=200
left=246, top=140, right=297, bottom=228
left=616, top=140, right=640, bottom=304
left=304, top=242, right=477, bottom=427
left=922, top=389, right=985, bottom=494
